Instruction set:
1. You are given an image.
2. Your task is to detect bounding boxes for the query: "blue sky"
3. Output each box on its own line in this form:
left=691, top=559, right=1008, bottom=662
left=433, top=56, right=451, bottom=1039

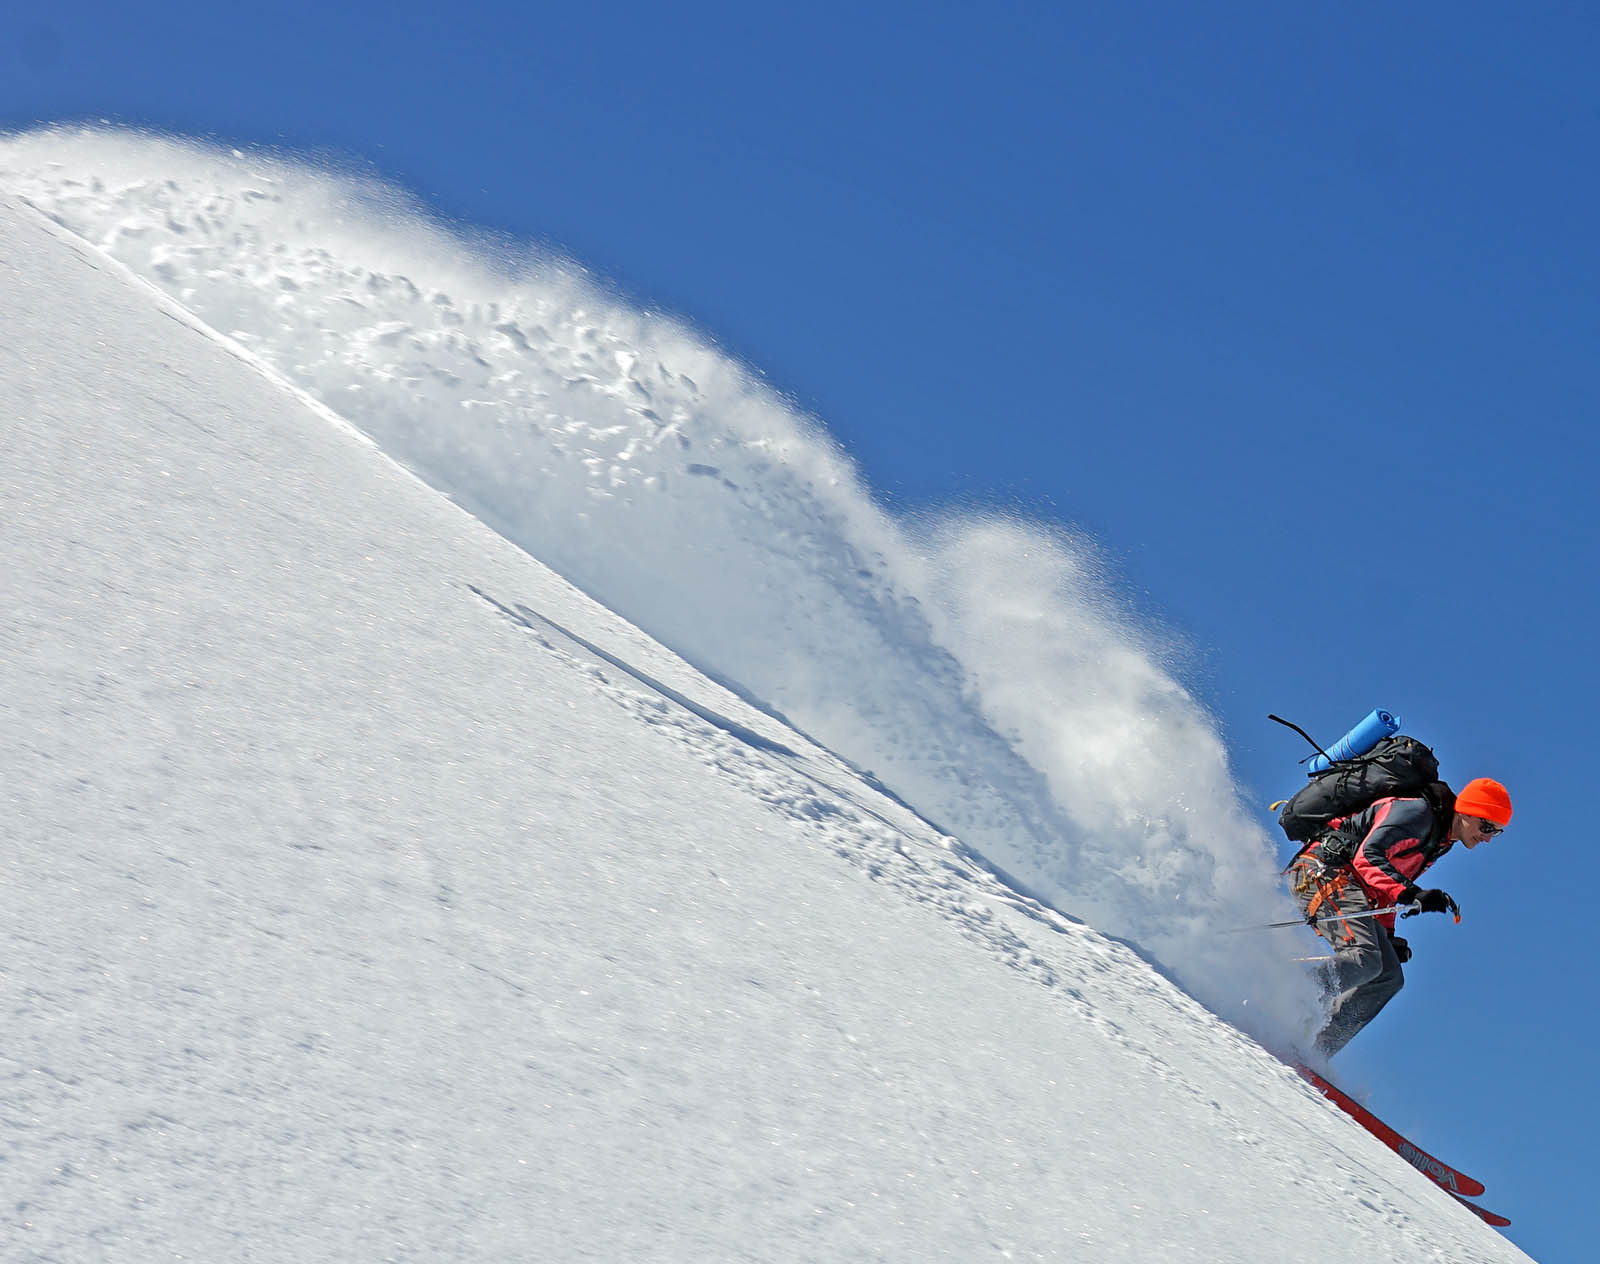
left=7, top=3, right=1594, bottom=1256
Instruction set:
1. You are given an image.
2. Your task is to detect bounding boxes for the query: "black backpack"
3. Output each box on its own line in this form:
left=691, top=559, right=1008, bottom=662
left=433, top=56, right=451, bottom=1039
left=1276, top=734, right=1442, bottom=843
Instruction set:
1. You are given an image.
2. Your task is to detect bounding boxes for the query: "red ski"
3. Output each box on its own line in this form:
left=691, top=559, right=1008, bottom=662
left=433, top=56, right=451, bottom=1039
left=1294, top=1066, right=1489, bottom=1199
left=1449, top=1192, right=1512, bottom=1228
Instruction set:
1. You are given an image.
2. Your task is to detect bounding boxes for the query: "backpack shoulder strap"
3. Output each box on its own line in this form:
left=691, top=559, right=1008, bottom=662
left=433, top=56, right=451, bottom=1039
left=1420, top=781, right=1457, bottom=831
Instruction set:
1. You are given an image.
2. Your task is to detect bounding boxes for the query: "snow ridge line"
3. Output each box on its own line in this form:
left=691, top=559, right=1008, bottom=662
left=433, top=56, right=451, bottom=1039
left=11, top=194, right=384, bottom=458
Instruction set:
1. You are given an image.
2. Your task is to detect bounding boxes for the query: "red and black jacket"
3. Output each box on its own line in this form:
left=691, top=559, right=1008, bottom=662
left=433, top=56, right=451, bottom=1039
left=1320, top=795, right=1453, bottom=928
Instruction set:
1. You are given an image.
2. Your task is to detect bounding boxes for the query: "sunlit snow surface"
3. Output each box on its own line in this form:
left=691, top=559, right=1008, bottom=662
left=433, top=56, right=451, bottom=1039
left=0, top=135, right=1534, bottom=1261
left=0, top=127, right=1320, bottom=1040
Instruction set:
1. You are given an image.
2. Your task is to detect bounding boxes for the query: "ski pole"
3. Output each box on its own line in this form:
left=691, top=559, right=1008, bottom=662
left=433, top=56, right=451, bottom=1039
left=1226, top=904, right=1407, bottom=933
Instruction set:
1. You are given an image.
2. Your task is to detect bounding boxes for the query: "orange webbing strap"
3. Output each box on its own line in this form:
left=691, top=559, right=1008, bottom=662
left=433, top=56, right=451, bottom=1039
left=1294, top=860, right=1358, bottom=945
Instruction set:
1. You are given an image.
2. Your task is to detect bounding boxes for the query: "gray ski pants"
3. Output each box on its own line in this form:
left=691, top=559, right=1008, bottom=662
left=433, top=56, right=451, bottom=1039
left=1292, top=860, right=1405, bottom=1058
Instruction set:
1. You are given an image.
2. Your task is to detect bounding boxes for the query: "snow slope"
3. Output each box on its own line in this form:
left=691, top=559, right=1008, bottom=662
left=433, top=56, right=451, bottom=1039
left=0, top=170, right=1533, bottom=1258
left=0, top=127, right=1315, bottom=1043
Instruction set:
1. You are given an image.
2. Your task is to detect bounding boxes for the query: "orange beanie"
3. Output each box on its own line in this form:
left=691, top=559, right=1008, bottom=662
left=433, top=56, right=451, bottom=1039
left=1455, top=777, right=1513, bottom=826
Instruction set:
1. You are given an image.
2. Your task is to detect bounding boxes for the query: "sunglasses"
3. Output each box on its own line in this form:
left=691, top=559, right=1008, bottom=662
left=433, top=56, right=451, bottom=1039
left=1475, top=818, right=1505, bottom=837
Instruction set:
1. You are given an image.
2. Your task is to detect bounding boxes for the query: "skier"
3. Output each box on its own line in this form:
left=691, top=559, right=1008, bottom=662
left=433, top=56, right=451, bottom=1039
left=1288, top=777, right=1512, bottom=1057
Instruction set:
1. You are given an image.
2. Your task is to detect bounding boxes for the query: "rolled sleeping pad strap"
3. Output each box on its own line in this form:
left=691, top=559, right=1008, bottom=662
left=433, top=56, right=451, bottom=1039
left=1305, top=708, right=1401, bottom=773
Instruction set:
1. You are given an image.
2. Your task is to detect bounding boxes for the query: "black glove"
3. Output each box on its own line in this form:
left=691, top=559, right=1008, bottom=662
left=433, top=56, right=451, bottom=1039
left=1399, top=886, right=1460, bottom=919
left=1388, top=932, right=1412, bottom=964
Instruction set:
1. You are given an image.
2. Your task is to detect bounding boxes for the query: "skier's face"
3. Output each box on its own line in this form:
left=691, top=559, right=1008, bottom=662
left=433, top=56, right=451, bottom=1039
left=1456, top=814, right=1504, bottom=849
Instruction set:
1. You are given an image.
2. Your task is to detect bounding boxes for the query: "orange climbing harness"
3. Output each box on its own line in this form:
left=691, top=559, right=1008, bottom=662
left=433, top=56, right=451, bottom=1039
left=1289, top=857, right=1361, bottom=946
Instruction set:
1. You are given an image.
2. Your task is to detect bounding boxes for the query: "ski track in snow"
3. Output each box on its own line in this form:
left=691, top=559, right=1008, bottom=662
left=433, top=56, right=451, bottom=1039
left=470, top=580, right=1205, bottom=1066
left=0, top=126, right=1321, bottom=1044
